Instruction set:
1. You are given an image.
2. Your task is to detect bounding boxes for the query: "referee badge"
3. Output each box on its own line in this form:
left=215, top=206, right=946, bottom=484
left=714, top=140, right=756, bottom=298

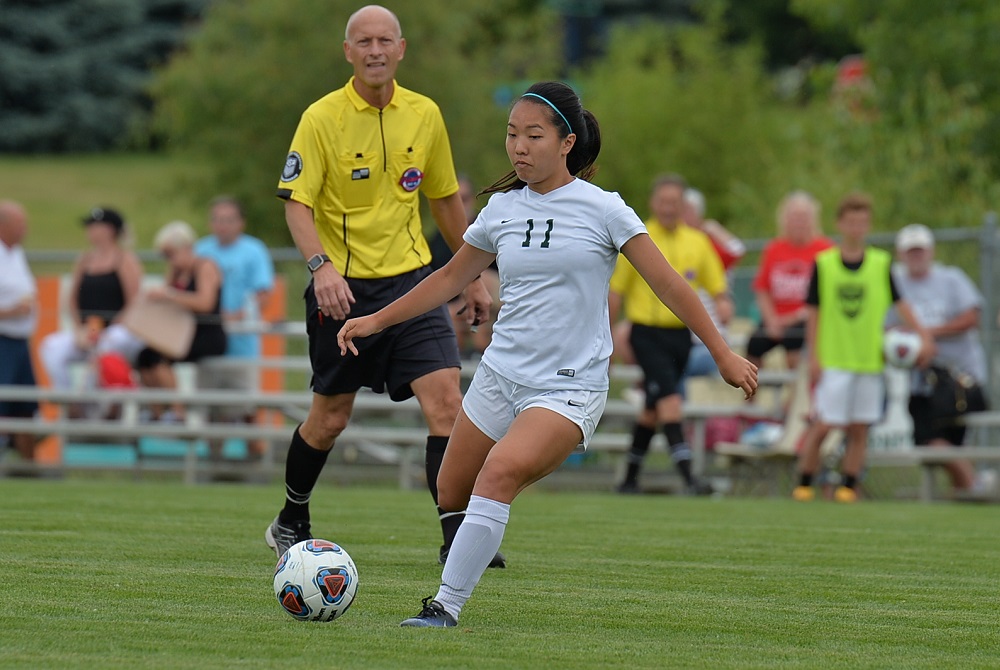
left=399, top=167, right=423, bottom=192
left=280, top=152, right=303, bottom=182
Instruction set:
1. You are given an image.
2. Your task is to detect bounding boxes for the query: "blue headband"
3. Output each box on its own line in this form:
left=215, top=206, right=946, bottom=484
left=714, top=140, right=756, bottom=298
left=521, top=92, right=574, bottom=135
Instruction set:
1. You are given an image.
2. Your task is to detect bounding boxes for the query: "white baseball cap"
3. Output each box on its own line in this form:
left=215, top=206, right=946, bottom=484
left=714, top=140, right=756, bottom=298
left=895, top=223, right=935, bottom=251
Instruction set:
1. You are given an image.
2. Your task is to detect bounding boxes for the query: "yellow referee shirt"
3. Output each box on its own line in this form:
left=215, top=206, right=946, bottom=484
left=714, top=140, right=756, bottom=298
left=276, top=78, right=459, bottom=279
left=610, top=221, right=727, bottom=328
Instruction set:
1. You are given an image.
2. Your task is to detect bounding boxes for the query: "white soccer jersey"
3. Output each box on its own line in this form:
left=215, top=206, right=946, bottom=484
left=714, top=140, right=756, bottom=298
left=464, top=178, right=646, bottom=390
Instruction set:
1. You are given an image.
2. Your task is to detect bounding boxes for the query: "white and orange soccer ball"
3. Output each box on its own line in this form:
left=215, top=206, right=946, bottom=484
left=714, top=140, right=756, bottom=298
left=883, top=329, right=922, bottom=368
left=273, top=539, right=358, bottom=622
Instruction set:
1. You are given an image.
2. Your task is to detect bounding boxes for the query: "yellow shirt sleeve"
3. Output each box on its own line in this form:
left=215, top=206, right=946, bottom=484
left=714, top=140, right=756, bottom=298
left=417, top=104, right=459, bottom=200
left=698, top=235, right=728, bottom=296
left=277, top=111, right=327, bottom=209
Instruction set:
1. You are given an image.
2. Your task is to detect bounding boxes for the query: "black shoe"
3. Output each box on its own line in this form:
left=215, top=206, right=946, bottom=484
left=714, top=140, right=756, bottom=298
left=616, top=480, right=640, bottom=494
left=264, top=515, right=312, bottom=558
left=686, top=479, right=715, bottom=496
left=439, top=545, right=507, bottom=569
left=400, top=596, right=458, bottom=628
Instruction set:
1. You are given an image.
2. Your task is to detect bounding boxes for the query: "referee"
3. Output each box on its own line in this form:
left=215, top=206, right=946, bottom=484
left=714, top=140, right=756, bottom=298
left=266, top=5, right=495, bottom=566
left=610, top=174, right=728, bottom=495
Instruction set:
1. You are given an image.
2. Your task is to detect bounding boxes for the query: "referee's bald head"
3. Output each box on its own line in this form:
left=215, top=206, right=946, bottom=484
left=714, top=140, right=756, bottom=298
left=345, top=5, right=402, bottom=41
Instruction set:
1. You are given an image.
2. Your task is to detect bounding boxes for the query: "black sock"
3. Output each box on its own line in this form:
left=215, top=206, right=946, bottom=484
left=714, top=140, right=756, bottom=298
left=799, top=473, right=814, bottom=487
left=279, top=426, right=330, bottom=523
left=623, top=423, right=656, bottom=484
left=843, top=474, right=857, bottom=490
left=426, top=435, right=463, bottom=548
left=664, top=422, right=693, bottom=486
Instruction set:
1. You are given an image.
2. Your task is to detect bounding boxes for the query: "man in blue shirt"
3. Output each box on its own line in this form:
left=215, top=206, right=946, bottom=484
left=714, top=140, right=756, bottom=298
left=195, top=196, right=275, bottom=460
left=195, top=196, right=275, bottom=358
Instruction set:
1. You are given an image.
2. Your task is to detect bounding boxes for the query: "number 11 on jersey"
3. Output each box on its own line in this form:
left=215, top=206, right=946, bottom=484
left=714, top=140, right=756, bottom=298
left=522, top=218, right=554, bottom=248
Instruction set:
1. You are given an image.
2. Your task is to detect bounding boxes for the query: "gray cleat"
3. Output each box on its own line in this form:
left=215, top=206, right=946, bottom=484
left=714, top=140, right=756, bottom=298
left=264, top=515, right=312, bottom=558
left=400, top=597, right=458, bottom=628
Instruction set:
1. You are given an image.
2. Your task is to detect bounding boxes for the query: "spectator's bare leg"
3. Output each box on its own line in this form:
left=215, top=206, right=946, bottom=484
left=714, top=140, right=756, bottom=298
left=840, top=423, right=869, bottom=480
left=930, top=438, right=975, bottom=491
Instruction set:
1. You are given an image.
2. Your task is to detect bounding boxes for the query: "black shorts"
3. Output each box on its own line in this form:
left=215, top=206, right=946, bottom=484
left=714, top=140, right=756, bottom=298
left=629, top=324, right=692, bottom=409
left=746, top=320, right=807, bottom=359
left=307, top=266, right=460, bottom=401
left=908, top=394, right=967, bottom=446
left=0, top=335, right=38, bottom=417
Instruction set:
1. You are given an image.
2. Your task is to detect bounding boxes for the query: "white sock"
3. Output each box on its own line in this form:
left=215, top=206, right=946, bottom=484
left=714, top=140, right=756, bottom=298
left=434, top=495, right=510, bottom=619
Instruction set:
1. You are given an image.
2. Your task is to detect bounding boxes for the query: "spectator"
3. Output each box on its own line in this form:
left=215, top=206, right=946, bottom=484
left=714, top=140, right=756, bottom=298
left=135, top=221, right=227, bottom=420
left=265, top=5, right=494, bottom=568
left=0, top=200, right=40, bottom=460
left=194, top=196, right=275, bottom=459
left=793, top=194, right=933, bottom=503
left=336, top=81, right=757, bottom=627
left=39, top=207, right=145, bottom=396
left=888, top=223, right=990, bottom=495
left=748, top=191, right=834, bottom=371
left=610, top=173, right=729, bottom=495
left=682, top=187, right=745, bottom=271
left=428, top=175, right=501, bottom=357
left=613, top=186, right=738, bottom=380
left=681, top=187, right=739, bottom=383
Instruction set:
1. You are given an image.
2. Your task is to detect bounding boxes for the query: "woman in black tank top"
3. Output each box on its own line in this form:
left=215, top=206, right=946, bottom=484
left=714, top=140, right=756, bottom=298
left=38, top=207, right=145, bottom=392
left=136, top=221, right=227, bottom=419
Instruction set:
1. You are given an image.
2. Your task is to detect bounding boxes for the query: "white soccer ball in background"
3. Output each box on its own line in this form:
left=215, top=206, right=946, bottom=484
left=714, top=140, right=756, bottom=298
left=883, top=329, right=922, bottom=368
left=273, top=539, right=358, bottom=622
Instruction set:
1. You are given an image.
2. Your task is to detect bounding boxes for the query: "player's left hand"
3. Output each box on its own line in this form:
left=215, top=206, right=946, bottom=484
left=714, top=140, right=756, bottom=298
left=717, top=350, right=759, bottom=400
left=460, top=276, right=492, bottom=328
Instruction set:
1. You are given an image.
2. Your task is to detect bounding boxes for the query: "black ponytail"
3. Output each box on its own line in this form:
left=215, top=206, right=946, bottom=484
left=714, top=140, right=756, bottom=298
left=481, top=81, right=601, bottom=196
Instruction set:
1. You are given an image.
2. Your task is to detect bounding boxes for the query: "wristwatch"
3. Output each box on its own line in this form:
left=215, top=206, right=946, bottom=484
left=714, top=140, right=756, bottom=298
left=306, top=253, right=330, bottom=273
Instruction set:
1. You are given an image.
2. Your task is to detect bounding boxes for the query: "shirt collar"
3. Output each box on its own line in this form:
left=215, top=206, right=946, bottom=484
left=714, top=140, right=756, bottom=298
left=344, top=77, right=400, bottom=111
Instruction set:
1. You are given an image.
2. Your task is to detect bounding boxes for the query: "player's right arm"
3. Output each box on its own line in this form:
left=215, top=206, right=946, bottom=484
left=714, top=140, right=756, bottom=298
left=285, top=200, right=355, bottom=320
left=338, top=243, right=495, bottom=356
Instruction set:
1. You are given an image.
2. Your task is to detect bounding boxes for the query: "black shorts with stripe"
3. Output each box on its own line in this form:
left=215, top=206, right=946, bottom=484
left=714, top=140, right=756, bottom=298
left=305, top=265, right=460, bottom=401
left=629, top=324, right=692, bottom=409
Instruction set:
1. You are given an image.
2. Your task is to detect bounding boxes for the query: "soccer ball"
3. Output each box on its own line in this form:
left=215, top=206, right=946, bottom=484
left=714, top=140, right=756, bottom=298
left=273, top=539, right=358, bottom=622
left=883, top=329, right=922, bottom=368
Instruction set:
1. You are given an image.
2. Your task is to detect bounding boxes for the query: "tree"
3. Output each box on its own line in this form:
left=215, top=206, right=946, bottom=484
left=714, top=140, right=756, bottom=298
left=151, top=0, right=562, bottom=242
left=792, top=0, right=1000, bottom=171
left=575, top=16, right=794, bottom=232
left=0, top=0, right=206, bottom=152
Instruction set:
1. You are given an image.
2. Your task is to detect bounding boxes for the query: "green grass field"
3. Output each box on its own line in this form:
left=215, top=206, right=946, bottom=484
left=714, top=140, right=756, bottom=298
left=0, top=154, right=202, bottom=251
left=2, top=479, right=998, bottom=669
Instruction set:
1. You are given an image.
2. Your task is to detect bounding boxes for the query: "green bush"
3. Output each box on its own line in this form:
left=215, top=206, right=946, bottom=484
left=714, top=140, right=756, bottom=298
left=151, top=0, right=561, bottom=243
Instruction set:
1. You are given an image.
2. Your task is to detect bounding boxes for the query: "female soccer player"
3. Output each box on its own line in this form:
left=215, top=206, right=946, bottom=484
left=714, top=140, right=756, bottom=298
left=337, top=81, right=758, bottom=627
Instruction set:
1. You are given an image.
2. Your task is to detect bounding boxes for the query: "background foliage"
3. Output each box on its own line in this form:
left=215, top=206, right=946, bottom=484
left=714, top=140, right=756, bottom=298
left=3, top=0, right=998, bottom=245
left=152, top=0, right=562, bottom=240
left=0, top=0, right=206, bottom=152
left=149, top=0, right=999, bottom=245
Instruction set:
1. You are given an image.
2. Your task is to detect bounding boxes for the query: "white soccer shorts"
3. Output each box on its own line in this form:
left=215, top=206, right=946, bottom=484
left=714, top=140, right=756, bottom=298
left=462, top=362, right=607, bottom=451
left=812, top=368, right=885, bottom=426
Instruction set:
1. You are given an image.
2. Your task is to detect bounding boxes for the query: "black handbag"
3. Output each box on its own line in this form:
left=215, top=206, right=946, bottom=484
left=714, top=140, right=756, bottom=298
left=922, top=365, right=988, bottom=420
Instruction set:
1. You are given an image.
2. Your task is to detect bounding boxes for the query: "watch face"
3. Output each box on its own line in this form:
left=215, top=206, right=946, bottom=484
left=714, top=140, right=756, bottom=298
left=307, top=255, right=324, bottom=272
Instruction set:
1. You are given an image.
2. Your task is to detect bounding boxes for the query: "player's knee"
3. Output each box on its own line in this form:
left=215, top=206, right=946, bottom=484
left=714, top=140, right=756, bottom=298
left=304, top=409, right=349, bottom=443
left=436, top=484, right=467, bottom=513
left=474, top=459, right=522, bottom=499
left=424, top=391, right=462, bottom=431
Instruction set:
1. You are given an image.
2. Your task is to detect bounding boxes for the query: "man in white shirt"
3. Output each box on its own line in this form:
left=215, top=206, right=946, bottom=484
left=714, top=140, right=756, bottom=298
left=0, top=200, right=40, bottom=460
